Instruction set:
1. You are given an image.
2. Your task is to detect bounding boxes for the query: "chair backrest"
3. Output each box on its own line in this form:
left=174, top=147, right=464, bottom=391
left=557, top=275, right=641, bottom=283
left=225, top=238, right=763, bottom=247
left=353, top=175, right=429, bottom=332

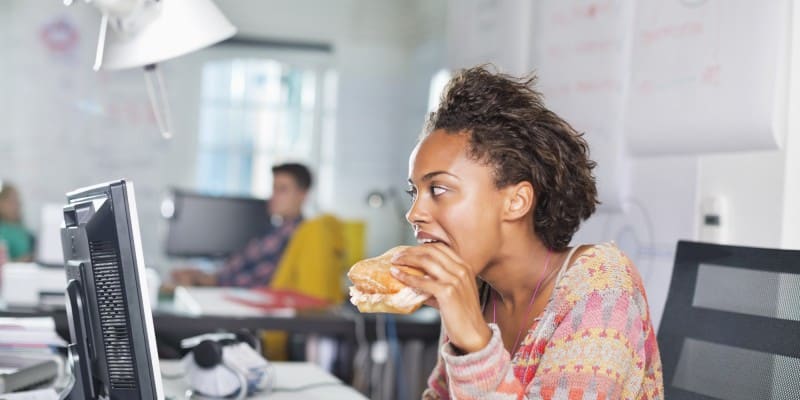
left=271, top=214, right=346, bottom=304
left=341, top=220, right=365, bottom=271
left=658, top=240, right=800, bottom=399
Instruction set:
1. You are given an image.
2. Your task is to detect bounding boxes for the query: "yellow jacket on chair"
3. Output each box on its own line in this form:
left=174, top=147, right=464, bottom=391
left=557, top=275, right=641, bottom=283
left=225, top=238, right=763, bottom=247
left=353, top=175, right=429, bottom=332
left=270, top=213, right=347, bottom=304
left=263, top=214, right=365, bottom=361
left=262, top=214, right=348, bottom=360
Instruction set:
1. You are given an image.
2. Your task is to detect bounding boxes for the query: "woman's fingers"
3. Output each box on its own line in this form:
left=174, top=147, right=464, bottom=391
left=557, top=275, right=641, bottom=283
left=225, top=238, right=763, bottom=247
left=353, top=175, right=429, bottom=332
left=390, top=244, right=479, bottom=306
left=390, top=247, right=447, bottom=278
left=391, top=263, right=468, bottom=310
left=391, top=244, right=464, bottom=282
left=426, top=242, right=464, bottom=264
left=390, top=266, right=438, bottom=295
left=390, top=245, right=490, bottom=353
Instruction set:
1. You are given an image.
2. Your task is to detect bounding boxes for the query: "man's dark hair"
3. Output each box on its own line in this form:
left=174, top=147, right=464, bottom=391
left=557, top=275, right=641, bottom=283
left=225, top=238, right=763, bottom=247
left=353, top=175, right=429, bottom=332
left=272, top=163, right=312, bottom=191
left=424, top=65, right=599, bottom=251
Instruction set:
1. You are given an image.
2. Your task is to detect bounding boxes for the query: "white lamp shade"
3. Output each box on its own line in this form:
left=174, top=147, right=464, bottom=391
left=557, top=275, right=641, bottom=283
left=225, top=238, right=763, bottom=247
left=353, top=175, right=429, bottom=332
left=98, top=0, right=236, bottom=70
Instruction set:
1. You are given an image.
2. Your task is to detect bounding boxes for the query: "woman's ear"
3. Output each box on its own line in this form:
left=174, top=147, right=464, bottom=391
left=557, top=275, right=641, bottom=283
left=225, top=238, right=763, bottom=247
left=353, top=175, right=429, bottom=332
left=503, top=181, right=534, bottom=221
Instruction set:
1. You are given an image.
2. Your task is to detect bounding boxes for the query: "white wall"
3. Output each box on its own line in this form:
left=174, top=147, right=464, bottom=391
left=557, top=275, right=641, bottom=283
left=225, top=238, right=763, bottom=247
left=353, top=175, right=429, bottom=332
left=1, top=0, right=447, bottom=267
left=444, top=0, right=799, bottom=329
left=781, top=0, right=800, bottom=250
left=0, top=3, right=12, bottom=167
left=3, top=2, right=192, bottom=265
left=696, top=152, right=787, bottom=248
left=694, top=1, right=799, bottom=251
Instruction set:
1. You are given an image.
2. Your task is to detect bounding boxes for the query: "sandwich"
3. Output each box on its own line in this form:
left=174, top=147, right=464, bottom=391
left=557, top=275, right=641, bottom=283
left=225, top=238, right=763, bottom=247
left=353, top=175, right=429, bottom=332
left=347, top=246, right=430, bottom=314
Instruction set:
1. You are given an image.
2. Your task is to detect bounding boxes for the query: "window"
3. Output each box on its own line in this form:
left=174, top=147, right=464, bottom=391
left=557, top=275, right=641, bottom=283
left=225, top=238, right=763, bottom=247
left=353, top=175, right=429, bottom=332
left=195, top=55, right=336, bottom=200
left=428, top=69, right=451, bottom=112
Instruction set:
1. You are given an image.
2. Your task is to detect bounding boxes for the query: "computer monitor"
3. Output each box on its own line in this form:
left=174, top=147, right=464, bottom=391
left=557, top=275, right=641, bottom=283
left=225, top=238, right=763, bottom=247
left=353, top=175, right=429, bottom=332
left=164, top=189, right=269, bottom=258
left=59, top=180, right=163, bottom=400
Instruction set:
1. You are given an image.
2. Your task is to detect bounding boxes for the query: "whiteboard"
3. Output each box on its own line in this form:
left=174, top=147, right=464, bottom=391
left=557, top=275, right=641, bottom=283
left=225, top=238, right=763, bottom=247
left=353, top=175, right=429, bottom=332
left=534, top=0, right=634, bottom=211
left=446, top=0, right=534, bottom=75
left=626, top=0, right=790, bottom=155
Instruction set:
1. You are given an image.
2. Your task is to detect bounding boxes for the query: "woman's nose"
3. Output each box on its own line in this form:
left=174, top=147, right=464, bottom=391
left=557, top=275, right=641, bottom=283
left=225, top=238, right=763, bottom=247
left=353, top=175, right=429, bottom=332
left=405, top=196, right=428, bottom=225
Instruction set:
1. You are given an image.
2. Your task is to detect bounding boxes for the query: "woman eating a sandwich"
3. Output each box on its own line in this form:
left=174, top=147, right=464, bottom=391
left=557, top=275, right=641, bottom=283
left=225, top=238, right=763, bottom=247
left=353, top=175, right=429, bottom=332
left=389, top=66, right=664, bottom=399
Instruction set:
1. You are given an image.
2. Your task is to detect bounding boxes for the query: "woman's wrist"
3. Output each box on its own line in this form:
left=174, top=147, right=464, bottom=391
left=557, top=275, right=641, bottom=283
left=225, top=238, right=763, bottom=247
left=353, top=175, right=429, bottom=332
left=451, top=323, right=493, bottom=354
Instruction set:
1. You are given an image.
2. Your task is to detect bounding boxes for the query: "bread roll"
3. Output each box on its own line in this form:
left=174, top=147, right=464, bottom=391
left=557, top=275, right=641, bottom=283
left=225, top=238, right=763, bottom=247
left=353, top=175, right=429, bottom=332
left=347, top=246, right=430, bottom=314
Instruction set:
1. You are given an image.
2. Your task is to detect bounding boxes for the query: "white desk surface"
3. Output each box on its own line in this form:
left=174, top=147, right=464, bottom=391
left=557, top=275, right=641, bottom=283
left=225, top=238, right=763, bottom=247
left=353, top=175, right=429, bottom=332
left=160, top=360, right=367, bottom=400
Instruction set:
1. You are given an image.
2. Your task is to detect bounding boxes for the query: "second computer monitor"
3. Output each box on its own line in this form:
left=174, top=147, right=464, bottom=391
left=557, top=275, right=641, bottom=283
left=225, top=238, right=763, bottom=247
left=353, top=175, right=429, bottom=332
left=164, top=190, right=270, bottom=258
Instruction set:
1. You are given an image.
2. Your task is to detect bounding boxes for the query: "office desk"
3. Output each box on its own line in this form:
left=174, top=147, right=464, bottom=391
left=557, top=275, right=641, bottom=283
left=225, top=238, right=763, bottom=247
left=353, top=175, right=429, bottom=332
left=152, top=303, right=440, bottom=383
left=0, top=301, right=440, bottom=384
left=0, top=361, right=366, bottom=400
left=0, top=302, right=440, bottom=343
left=154, top=303, right=440, bottom=342
left=160, top=360, right=367, bottom=399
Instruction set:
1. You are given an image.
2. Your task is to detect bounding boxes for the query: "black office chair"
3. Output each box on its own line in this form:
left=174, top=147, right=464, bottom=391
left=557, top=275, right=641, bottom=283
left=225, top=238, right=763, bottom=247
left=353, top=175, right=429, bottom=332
left=658, top=240, right=800, bottom=399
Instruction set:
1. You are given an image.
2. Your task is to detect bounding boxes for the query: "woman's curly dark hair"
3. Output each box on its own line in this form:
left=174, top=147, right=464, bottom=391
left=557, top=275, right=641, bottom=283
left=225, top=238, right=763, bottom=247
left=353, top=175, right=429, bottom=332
left=423, top=65, right=599, bottom=251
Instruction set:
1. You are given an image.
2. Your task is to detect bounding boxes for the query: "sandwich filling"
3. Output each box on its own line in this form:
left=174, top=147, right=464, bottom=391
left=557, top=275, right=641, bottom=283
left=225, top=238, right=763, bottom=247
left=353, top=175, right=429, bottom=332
left=349, top=285, right=429, bottom=308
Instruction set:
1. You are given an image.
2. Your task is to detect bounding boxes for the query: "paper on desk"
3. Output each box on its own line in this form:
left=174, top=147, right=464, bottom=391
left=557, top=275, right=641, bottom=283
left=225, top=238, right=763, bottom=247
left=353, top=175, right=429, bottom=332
left=173, top=287, right=295, bottom=317
left=0, top=318, right=55, bottom=331
left=0, top=388, right=58, bottom=400
left=0, top=318, right=66, bottom=347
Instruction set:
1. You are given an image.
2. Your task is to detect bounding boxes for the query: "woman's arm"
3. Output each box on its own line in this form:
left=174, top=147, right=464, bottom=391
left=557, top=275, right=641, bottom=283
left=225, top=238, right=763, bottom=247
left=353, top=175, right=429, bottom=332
left=528, top=289, right=649, bottom=399
left=436, top=289, right=649, bottom=399
left=422, top=324, right=450, bottom=400
left=396, top=244, right=652, bottom=399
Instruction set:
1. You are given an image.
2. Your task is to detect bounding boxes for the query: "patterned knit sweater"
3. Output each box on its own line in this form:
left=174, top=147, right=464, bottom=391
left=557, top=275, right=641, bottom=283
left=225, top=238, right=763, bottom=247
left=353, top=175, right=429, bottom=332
left=423, top=242, right=663, bottom=399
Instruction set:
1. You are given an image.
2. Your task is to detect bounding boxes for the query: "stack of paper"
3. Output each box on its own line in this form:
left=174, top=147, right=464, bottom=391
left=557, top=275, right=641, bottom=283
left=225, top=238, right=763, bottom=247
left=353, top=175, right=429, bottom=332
left=0, top=318, right=66, bottom=352
left=0, top=318, right=64, bottom=394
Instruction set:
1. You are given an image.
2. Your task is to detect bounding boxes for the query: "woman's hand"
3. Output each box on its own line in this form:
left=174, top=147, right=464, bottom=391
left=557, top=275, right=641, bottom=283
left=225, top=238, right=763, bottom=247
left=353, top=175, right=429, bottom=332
left=390, top=243, right=492, bottom=354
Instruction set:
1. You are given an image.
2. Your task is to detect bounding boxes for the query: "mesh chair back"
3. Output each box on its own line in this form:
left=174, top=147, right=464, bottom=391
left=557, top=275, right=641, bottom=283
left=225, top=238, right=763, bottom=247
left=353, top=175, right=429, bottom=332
left=658, top=240, right=800, bottom=399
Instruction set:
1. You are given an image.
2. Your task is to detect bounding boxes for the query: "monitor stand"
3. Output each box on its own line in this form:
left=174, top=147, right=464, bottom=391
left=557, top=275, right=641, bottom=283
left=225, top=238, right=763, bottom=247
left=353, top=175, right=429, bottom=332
left=60, top=276, right=96, bottom=400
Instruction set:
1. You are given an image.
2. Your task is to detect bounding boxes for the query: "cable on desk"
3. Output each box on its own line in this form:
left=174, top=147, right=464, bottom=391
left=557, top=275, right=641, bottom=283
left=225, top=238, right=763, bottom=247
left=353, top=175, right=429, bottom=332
left=273, top=381, right=344, bottom=392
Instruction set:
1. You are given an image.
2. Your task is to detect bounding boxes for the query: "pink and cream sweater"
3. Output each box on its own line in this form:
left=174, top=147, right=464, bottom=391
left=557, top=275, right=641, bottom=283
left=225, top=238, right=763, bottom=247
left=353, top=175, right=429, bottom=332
left=423, top=242, right=664, bottom=399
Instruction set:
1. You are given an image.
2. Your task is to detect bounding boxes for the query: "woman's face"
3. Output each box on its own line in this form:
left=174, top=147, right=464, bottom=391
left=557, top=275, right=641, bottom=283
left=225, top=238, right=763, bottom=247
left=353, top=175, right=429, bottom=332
left=406, top=129, right=507, bottom=273
left=0, top=189, right=21, bottom=222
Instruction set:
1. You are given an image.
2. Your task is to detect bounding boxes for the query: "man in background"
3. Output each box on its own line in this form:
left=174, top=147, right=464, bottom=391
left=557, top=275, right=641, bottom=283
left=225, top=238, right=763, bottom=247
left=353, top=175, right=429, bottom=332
left=171, top=163, right=312, bottom=288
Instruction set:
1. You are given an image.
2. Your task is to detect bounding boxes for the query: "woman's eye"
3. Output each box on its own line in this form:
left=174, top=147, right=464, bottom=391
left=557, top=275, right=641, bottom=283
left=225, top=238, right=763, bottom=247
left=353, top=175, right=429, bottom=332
left=405, top=187, right=417, bottom=200
left=431, top=186, right=446, bottom=196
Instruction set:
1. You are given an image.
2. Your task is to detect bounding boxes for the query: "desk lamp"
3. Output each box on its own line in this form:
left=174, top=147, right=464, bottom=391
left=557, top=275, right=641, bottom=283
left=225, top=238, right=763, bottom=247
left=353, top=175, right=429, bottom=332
left=64, top=0, right=236, bottom=139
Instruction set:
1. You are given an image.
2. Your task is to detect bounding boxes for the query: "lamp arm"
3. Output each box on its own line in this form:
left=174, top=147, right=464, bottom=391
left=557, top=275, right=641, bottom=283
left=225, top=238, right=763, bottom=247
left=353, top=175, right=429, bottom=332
left=93, top=14, right=109, bottom=71
left=144, top=64, right=174, bottom=139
